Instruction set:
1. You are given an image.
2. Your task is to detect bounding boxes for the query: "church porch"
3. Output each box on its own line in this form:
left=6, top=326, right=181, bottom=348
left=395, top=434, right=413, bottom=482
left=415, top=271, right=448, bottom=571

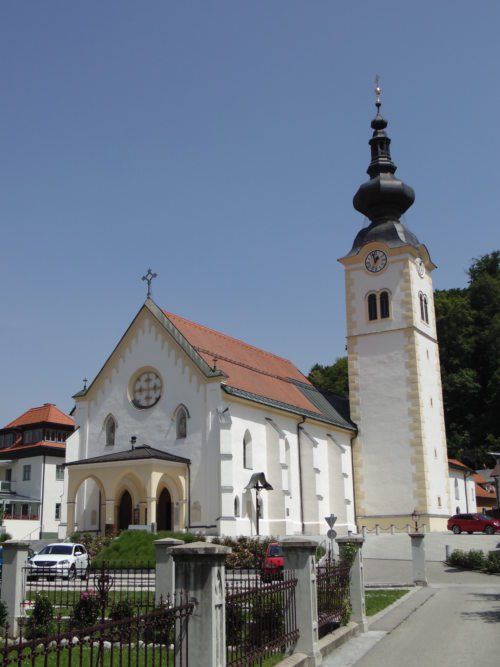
left=65, top=446, right=190, bottom=535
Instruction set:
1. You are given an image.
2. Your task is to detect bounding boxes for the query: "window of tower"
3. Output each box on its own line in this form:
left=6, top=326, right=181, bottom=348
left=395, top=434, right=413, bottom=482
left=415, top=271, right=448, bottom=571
left=367, top=293, right=378, bottom=321
left=418, top=292, right=428, bottom=323
left=379, top=291, right=390, bottom=318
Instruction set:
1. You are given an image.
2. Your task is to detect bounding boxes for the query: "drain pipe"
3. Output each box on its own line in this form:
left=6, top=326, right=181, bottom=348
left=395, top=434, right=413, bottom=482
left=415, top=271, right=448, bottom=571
left=297, top=416, right=306, bottom=534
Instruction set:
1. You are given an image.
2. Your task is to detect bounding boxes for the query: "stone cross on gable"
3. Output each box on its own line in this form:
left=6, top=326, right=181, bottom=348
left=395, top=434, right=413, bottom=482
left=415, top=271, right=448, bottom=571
left=142, top=268, right=158, bottom=298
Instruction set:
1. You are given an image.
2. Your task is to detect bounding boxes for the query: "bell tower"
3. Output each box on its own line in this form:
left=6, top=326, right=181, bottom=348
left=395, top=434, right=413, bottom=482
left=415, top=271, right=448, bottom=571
left=339, top=85, right=450, bottom=531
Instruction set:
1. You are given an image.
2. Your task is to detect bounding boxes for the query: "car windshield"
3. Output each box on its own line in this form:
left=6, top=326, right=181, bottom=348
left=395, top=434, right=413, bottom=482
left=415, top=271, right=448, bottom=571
left=268, top=545, right=283, bottom=557
left=38, top=545, right=73, bottom=555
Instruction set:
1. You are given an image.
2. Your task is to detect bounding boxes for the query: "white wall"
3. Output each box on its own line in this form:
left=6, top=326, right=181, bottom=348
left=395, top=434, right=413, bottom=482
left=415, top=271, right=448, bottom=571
left=448, top=471, right=477, bottom=515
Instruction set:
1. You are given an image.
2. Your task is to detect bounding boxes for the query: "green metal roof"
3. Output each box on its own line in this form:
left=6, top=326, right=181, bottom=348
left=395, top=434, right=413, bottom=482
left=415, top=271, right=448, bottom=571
left=222, top=384, right=356, bottom=431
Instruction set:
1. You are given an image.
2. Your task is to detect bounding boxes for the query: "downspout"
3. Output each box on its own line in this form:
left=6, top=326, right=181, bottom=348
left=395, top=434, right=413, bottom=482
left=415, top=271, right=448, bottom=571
left=187, top=463, right=191, bottom=529
left=39, top=454, right=46, bottom=539
left=464, top=471, right=471, bottom=513
left=349, top=430, right=358, bottom=532
left=297, top=416, right=306, bottom=535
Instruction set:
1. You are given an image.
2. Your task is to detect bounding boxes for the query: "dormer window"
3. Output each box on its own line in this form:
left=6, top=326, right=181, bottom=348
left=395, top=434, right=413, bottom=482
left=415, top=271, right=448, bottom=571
left=105, top=415, right=116, bottom=446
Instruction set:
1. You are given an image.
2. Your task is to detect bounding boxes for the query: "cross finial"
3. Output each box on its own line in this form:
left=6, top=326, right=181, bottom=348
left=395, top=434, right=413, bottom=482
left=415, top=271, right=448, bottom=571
left=83, top=377, right=88, bottom=391
left=142, top=268, right=158, bottom=298
left=374, top=74, right=381, bottom=111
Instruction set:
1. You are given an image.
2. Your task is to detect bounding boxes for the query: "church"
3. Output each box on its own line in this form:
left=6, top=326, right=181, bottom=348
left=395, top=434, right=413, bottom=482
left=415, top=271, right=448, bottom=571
left=62, top=91, right=451, bottom=537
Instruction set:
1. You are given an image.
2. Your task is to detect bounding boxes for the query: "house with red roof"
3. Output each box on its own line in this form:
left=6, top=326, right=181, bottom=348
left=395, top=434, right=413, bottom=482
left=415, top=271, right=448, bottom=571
left=448, top=459, right=477, bottom=515
left=63, top=299, right=357, bottom=537
left=0, top=404, right=74, bottom=539
left=473, top=471, right=498, bottom=514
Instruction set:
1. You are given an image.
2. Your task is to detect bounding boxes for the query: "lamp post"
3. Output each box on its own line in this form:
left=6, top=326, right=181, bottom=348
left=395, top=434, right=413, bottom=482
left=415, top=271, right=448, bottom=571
left=411, top=508, right=420, bottom=533
left=245, top=473, right=273, bottom=536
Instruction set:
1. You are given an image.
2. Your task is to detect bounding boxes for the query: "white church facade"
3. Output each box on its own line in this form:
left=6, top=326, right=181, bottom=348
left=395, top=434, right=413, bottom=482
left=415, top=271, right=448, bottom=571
left=62, top=300, right=357, bottom=538
left=62, top=91, right=451, bottom=537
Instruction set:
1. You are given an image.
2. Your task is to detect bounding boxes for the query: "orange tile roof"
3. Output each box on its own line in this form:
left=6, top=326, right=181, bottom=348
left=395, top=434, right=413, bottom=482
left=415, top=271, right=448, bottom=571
left=475, top=484, right=496, bottom=499
left=5, top=404, right=74, bottom=429
left=164, top=310, right=324, bottom=417
left=448, top=458, right=474, bottom=472
left=0, top=440, right=66, bottom=455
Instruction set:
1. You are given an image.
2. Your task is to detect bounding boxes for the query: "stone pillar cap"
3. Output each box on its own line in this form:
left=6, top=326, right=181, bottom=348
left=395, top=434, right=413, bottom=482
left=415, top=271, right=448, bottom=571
left=281, top=537, right=317, bottom=550
left=154, top=537, right=184, bottom=546
left=171, top=541, right=232, bottom=556
left=336, top=535, right=364, bottom=544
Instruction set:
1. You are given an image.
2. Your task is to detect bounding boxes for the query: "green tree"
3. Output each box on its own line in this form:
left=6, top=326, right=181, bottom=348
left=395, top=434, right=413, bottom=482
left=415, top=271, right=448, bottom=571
left=308, top=357, right=349, bottom=398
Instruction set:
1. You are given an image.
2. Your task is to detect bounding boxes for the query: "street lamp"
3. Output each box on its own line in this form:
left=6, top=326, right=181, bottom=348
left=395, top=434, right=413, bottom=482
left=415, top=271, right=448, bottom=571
left=245, top=472, right=273, bottom=536
left=411, top=508, right=420, bottom=533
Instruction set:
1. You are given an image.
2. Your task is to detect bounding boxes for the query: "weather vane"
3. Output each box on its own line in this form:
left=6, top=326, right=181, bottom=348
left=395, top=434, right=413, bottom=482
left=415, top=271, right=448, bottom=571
left=142, top=268, right=158, bottom=298
left=374, top=74, right=381, bottom=110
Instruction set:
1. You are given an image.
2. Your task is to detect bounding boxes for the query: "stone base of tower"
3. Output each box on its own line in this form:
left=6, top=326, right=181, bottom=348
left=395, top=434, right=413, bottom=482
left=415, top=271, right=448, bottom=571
left=356, top=514, right=449, bottom=533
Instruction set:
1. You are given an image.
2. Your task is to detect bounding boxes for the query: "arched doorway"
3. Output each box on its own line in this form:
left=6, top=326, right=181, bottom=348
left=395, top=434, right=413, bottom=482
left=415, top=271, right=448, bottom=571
left=118, top=490, right=133, bottom=530
left=157, top=488, right=172, bottom=531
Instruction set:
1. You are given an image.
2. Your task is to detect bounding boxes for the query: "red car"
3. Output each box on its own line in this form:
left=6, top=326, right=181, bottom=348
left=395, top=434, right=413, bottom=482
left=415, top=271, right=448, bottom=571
left=447, top=513, right=500, bottom=535
left=260, top=543, right=284, bottom=582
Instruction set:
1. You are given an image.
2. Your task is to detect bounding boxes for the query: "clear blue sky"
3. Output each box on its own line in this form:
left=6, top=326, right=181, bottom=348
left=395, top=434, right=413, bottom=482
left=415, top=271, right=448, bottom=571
left=1, top=1, right=499, bottom=425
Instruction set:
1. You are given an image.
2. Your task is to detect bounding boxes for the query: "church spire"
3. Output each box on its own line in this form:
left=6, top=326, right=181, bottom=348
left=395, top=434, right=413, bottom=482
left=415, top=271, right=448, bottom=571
left=353, top=82, right=415, bottom=225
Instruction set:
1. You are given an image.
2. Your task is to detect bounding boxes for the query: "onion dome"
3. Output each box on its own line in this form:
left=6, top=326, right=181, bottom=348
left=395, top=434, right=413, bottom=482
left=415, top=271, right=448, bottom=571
left=348, top=83, right=420, bottom=255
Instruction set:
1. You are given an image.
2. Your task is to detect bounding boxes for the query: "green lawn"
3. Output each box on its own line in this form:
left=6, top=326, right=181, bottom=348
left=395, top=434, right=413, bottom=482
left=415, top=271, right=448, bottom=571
left=92, top=530, right=201, bottom=567
left=4, top=646, right=175, bottom=666
left=365, top=589, right=410, bottom=616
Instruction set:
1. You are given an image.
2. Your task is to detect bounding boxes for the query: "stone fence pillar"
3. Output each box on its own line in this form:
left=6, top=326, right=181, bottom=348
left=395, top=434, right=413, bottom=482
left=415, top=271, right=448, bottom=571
left=336, top=536, right=367, bottom=632
left=154, top=537, right=183, bottom=605
left=409, top=533, right=428, bottom=586
left=2, top=542, right=29, bottom=637
left=172, top=541, right=231, bottom=667
left=282, top=537, right=322, bottom=666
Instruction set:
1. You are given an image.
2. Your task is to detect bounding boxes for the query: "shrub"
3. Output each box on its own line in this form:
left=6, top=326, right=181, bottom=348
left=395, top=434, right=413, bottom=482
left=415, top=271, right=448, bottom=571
left=447, top=549, right=485, bottom=570
left=69, top=591, right=101, bottom=629
left=339, top=542, right=357, bottom=567
left=484, top=550, right=500, bottom=573
left=226, top=601, right=245, bottom=647
left=25, top=594, right=55, bottom=639
left=142, top=603, right=175, bottom=645
left=109, top=598, right=136, bottom=621
left=0, top=533, right=12, bottom=543
left=0, top=599, right=7, bottom=628
left=249, top=594, right=284, bottom=646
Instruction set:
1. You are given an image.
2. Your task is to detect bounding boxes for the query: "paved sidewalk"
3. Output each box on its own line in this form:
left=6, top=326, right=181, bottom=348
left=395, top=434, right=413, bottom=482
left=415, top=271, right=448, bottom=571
left=323, top=557, right=500, bottom=666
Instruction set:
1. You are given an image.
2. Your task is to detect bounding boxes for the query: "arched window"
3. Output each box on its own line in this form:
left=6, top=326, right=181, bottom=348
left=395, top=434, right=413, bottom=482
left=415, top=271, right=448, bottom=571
left=379, top=291, right=390, bottom=319
left=423, top=295, right=429, bottom=324
left=367, top=293, right=378, bottom=321
left=176, top=406, right=188, bottom=439
left=105, top=415, right=116, bottom=446
left=234, top=496, right=240, bottom=517
left=419, top=292, right=429, bottom=324
left=454, top=477, right=460, bottom=500
left=243, top=431, right=253, bottom=469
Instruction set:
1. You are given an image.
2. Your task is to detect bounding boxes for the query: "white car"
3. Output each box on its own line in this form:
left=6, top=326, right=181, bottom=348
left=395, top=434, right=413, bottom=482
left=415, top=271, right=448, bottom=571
left=27, top=543, right=89, bottom=580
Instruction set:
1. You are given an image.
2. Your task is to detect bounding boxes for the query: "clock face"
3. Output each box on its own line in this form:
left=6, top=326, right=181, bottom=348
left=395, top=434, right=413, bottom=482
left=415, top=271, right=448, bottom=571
left=365, top=249, right=388, bottom=273
left=132, top=371, right=162, bottom=409
left=415, top=257, right=426, bottom=278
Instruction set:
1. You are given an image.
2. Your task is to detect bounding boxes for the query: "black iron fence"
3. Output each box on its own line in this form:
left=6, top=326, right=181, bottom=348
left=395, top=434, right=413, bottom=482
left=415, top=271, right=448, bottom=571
left=2, top=592, right=193, bottom=666
left=22, top=563, right=156, bottom=619
left=316, top=559, right=351, bottom=637
left=225, top=568, right=298, bottom=667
